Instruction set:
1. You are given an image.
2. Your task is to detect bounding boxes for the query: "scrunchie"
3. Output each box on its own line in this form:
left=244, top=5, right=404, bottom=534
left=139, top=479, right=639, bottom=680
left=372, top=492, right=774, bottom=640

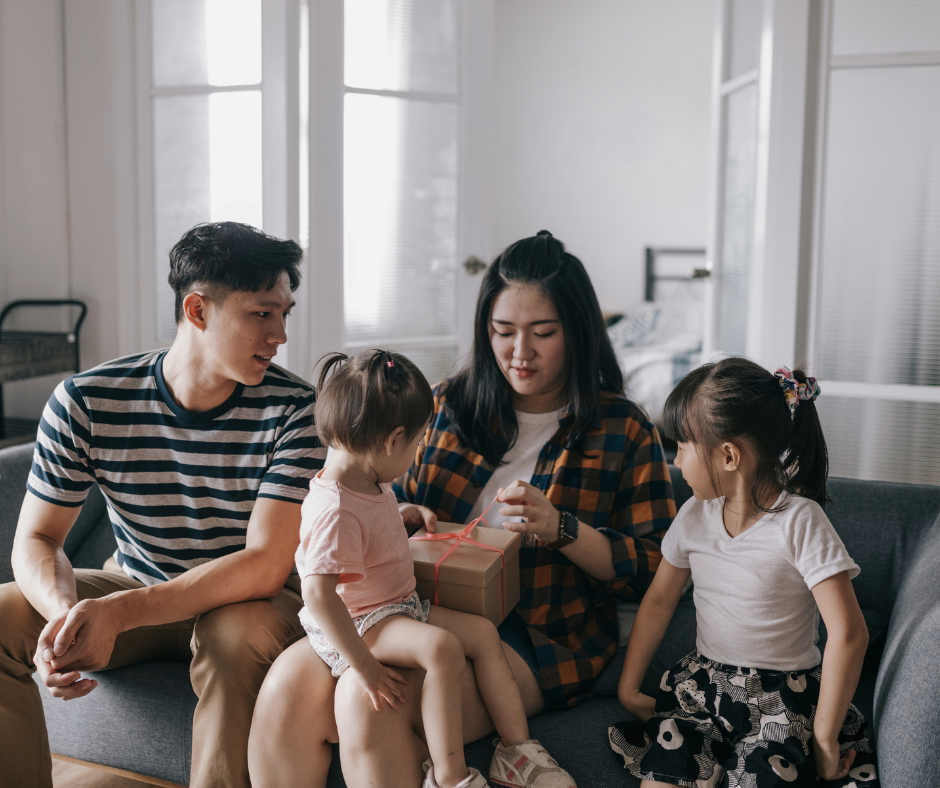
left=774, top=366, right=821, bottom=416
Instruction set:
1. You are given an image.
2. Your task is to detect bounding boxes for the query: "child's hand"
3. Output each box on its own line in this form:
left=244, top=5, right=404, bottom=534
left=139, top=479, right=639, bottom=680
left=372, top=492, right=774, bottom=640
left=813, top=737, right=855, bottom=781
left=351, top=658, right=408, bottom=711
left=618, top=687, right=656, bottom=723
left=400, top=503, right=437, bottom=534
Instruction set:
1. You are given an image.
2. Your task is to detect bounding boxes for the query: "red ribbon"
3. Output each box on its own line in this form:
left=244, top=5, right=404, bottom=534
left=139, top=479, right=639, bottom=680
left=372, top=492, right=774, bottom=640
left=410, top=495, right=507, bottom=621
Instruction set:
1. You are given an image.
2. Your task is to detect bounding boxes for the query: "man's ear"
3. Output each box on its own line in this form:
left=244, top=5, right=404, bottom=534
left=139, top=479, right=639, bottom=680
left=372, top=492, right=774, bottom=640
left=720, top=441, right=742, bottom=472
left=181, top=291, right=209, bottom=332
left=384, top=426, right=407, bottom=456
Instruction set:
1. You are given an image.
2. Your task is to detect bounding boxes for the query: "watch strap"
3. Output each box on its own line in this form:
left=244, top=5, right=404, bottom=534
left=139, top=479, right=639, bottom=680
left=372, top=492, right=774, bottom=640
left=544, top=510, right=578, bottom=549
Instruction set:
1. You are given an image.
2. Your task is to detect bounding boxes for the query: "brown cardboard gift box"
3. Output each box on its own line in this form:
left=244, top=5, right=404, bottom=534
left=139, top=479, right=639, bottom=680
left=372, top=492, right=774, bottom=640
left=409, top=522, right=522, bottom=626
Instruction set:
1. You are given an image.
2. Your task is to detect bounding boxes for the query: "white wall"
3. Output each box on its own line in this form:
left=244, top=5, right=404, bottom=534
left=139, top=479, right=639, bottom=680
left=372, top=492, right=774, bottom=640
left=0, top=0, right=135, bottom=420
left=0, top=0, right=716, bottom=419
left=0, top=0, right=72, bottom=419
left=490, top=0, right=716, bottom=314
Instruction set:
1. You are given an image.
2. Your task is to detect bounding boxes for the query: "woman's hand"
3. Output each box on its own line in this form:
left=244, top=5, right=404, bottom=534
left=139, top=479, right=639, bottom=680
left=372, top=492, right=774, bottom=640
left=617, top=686, right=656, bottom=723
left=399, top=503, right=437, bottom=534
left=350, top=657, right=408, bottom=712
left=496, top=481, right=560, bottom=543
left=813, top=737, right=855, bottom=781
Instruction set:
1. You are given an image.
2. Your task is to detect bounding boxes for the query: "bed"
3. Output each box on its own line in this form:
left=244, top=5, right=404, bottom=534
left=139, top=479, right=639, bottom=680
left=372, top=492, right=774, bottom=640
left=608, top=247, right=707, bottom=428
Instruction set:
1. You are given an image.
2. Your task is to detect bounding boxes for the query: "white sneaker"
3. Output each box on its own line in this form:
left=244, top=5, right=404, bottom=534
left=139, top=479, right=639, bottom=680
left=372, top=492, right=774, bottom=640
left=422, top=763, right=491, bottom=788
left=488, top=739, right=576, bottom=788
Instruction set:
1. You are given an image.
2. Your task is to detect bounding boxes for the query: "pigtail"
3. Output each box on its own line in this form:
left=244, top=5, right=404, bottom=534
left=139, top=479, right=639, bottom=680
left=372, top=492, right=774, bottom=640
left=782, top=369, right=829, bottom=506
left=314, top=348, right=434, bottom=452
left=314, top=352, right=352, bottom=450
left=316, top=352, right=349, bottom=392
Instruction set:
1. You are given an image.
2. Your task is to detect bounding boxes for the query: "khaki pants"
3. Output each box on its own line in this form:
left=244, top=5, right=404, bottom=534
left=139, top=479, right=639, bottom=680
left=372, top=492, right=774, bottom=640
left=0, top=567, right=304, bottom=788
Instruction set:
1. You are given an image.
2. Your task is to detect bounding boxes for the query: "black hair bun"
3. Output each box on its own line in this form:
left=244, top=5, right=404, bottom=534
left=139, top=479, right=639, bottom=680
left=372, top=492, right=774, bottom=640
left=536, top=230, right=553, bottom=238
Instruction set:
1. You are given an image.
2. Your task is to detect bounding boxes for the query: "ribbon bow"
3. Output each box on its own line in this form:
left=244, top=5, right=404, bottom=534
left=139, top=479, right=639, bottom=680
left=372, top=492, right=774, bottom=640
left=774, top=366, right=821, bottom=417
left=409, top=495, right=507, bottom=621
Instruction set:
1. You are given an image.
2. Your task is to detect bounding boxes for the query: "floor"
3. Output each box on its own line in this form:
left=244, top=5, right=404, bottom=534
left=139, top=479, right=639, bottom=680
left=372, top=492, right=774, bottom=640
left=53, top=759, right=152, bottom=788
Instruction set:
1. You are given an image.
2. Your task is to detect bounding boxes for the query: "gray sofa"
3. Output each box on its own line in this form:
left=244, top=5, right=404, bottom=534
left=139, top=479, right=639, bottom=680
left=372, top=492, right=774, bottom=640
left=2, top=439, right=940, bottom=787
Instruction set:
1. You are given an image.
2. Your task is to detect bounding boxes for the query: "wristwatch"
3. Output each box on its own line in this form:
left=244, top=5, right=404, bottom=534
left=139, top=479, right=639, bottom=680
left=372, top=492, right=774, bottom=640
left=543, top=510, right=579, bottom=549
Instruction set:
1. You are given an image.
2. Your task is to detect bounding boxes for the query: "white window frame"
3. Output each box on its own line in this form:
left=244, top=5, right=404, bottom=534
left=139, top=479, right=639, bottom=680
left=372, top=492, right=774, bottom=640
left=806, top=0, right=940, bottom=405
left=705, top=0, right=814, bottom=371
left=302, top=0, right=492, bottom=379
left=133, top=0, right=302, bottom=371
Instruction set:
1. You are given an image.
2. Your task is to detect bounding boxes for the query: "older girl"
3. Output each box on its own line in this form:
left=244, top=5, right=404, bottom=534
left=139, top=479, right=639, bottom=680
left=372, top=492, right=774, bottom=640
left=610, top=358, right=878, bottom=787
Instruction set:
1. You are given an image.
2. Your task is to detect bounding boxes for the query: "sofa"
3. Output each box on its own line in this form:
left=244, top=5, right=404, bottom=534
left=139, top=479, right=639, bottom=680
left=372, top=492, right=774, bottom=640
left=2, top=439, right=940, bottom=787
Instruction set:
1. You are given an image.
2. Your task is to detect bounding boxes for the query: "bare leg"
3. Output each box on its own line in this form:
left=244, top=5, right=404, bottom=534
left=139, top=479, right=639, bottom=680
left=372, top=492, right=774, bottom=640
left=336, top=636, right=544, bottom=788
left=335, top=664, right=429, bottom=788
left=248, top=638, right=338, bottom=788
left=360, top=616, right=470, bottom=788
left=427, top=607, right=529, bottom=746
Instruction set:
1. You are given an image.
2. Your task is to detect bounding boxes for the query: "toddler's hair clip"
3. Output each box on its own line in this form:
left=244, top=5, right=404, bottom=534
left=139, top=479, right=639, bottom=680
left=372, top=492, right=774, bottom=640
left=387, top=359, right=395, bottom=369
left=774, top=366, right=821, bottom=417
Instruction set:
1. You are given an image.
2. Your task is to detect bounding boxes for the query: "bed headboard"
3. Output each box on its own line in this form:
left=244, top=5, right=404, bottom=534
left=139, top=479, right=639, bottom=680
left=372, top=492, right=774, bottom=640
left=644, top=247, right=709, bottom=302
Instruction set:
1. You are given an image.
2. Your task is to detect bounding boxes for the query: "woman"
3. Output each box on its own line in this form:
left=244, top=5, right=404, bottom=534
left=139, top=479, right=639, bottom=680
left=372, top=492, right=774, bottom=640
left=248, top=231, right=676, bottom=787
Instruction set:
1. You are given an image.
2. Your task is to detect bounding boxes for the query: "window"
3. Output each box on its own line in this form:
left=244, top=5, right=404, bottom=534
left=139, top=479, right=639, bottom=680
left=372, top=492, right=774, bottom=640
left=341, top=0, right=462, bottom=384
left=137, top=0, right=298, bottom=356
left=810, top=0, right=940, bottom=485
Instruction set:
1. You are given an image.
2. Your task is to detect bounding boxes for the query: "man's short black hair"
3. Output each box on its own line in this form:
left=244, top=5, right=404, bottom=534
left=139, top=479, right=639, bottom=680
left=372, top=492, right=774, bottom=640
left=168, top=222, right=304, bottom=323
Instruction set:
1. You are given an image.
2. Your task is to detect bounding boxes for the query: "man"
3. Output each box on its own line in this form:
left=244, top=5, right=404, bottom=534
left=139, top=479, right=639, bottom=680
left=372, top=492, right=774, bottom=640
left=0, top=222, right=325, bottom=788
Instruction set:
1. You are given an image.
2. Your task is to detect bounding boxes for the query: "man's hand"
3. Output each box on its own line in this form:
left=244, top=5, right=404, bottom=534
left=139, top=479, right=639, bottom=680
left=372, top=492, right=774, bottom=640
left=34, top=609, right=99, bottom=700
left=814, top=737, right=855, bottom=782
left=399, top=503, right=437, bottom=534
left=43, top=596, right=123, bottom=674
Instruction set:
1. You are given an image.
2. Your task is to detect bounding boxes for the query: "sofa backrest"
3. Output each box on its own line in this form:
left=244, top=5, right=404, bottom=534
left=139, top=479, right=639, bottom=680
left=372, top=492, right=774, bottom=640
left=0, top=441, right=108, bottom=584
left=826, top=477, right=940, bottom=620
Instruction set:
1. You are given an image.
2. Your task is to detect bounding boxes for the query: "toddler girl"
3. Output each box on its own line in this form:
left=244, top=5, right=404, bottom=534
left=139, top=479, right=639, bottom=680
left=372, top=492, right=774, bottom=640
left=297, top=349, right=575, bottom=788
left=609, top=358, right=879, bottom=787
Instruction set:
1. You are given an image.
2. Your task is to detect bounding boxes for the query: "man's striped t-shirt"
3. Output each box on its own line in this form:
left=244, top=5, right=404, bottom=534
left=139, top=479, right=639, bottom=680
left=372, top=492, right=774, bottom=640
left=27, top=349, right=326, bottom=586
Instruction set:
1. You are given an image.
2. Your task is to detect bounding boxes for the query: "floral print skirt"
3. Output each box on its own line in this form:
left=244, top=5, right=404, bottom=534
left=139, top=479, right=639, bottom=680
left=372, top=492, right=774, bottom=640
left=608, top=651, right=879, bottom=788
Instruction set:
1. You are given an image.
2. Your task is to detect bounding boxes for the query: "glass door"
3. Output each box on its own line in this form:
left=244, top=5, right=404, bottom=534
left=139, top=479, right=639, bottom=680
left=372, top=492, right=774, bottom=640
left=306, top=0, right=490, bottom=387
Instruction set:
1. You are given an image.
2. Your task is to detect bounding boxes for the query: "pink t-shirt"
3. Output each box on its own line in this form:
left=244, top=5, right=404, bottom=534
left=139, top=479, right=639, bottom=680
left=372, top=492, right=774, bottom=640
left=295, top=472, right=416, bottom=618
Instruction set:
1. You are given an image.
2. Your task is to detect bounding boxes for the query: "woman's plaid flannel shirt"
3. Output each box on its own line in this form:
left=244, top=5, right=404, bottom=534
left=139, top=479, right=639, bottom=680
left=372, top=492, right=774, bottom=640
left=393, top=387, right=676, bottom=708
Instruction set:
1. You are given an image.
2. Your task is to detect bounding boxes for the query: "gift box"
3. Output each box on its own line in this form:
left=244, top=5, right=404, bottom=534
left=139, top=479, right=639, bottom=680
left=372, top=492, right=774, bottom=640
left=409, top=522, right=522, bottom=626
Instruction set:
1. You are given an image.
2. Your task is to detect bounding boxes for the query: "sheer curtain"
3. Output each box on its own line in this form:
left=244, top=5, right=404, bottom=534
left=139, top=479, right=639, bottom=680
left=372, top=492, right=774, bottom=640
left=813, top=0, right=940, bottom=485
left=149, top=0, right=264, bottom=343
left=342, top=0, right=461, bottom=385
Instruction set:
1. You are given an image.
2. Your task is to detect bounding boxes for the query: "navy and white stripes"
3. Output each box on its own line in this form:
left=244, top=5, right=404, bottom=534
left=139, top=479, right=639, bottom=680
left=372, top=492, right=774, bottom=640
left=28, top=350, right=325, bottom=586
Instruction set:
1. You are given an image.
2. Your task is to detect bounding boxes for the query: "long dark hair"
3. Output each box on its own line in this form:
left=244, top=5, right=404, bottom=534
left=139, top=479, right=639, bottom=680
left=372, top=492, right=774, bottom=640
left=315, top=349, right=433, bottom=452
left=443, top=231, right=623, bottom=466
left=662, top=357, right=829, bottom=511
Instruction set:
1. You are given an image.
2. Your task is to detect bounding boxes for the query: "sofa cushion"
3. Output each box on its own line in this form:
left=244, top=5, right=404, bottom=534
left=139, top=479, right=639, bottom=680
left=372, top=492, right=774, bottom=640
left=825, top=477, right=940, bottom=620
left=465, top=697, right=642, bottom=788
left=38, top=661, right=196, bottom=786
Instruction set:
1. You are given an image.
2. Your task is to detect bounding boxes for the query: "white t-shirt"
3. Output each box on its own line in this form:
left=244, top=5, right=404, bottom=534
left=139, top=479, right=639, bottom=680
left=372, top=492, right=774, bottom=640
left=662, top=491, right=860, bottom=671
left=465, top=409, right=563, bottom=527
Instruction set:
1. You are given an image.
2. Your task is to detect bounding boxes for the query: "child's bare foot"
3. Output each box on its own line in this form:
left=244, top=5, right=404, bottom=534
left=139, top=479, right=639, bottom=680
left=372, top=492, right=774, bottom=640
left=489, top=739, right=576, bottom=788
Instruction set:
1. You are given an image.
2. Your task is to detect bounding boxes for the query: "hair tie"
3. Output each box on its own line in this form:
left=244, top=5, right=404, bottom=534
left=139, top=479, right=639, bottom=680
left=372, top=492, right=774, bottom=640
left=774, top=366, right=820, bottom=417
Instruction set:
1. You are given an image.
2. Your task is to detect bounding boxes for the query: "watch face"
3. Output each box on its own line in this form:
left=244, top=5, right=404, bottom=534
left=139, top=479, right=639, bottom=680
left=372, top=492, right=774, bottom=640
left=561, top=511, right=577, bottom=541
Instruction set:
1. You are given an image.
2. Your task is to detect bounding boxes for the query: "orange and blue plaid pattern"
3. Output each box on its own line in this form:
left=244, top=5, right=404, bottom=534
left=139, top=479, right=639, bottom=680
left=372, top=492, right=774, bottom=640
left=394, top=387, right=676, bottom=707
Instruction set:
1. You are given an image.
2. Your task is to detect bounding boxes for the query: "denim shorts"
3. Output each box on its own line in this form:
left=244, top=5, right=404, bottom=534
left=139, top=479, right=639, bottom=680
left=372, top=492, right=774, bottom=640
left=497, top=610, right=539, bottom=679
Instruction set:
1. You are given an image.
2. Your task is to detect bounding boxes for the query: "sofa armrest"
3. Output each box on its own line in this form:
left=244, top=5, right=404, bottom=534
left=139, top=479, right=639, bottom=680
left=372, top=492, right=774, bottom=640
left=0, top=443, right=36, bottom=584
left=874, top=513, right=940, bottom=788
